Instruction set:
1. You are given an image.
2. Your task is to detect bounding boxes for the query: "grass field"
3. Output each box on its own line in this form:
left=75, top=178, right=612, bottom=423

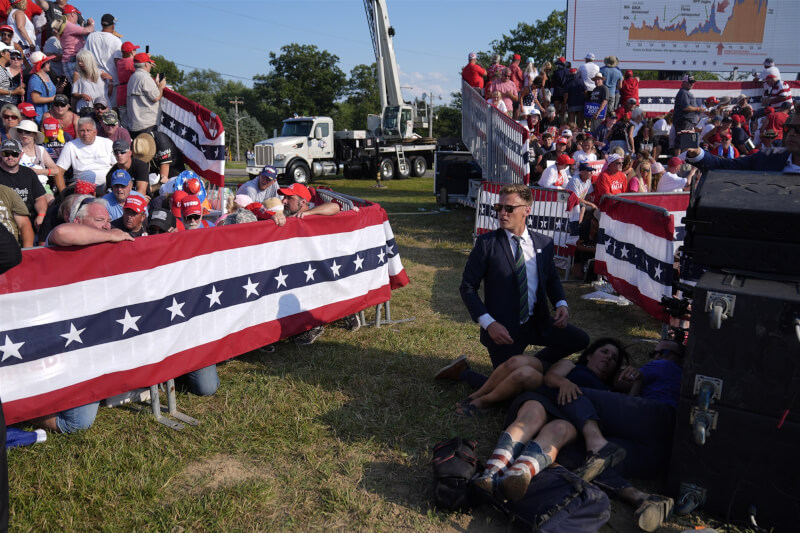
left=8, top=176, right=743, bottom=532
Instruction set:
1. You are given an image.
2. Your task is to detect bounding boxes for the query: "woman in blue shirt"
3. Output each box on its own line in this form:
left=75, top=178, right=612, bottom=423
left=26, top=52, right=58, bottom=125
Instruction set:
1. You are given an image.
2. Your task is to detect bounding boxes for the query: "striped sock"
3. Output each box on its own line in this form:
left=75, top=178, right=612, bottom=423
left=485, top=431, right=524, bottom=476
left=507, top=441, right=552, bottom=478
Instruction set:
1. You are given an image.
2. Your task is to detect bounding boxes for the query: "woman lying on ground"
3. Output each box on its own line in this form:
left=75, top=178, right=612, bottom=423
left=470, top=338, right=630, bottom=501
left=455, top=337, right=627, bottom=417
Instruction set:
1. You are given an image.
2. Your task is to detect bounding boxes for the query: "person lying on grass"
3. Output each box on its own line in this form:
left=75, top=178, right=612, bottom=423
left=470, top=338, right=630, bottom=501
left=455, top=337, right=627, bottom=417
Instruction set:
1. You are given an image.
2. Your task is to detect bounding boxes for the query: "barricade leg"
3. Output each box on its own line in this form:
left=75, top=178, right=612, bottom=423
left=147, top=379, right=199, bottom=431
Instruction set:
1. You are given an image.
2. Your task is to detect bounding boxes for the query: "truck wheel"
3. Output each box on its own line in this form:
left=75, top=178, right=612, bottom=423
left=411, top=156, right=428, bottom=177
left=395, top=159, right=411, bottom=179
left=287, top=161, right=310, bottom=184
left=379, top=158, right=395, bottom=181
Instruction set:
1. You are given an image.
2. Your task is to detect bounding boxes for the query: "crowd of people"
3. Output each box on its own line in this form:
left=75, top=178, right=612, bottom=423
left=463, top=52, right=798, bottom=280
left=0, top=1, right=365, bottom=437
left=457, top=53, right=799, bottom=529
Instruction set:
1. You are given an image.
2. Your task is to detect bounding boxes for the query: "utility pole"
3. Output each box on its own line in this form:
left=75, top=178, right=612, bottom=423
left=229, top=97, right=244, bottom=161
left=428, top=93, right=434, bottom=138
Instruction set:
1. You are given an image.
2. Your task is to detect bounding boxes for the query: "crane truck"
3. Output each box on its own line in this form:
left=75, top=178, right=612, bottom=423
left=246, top=0, right=436, bottom=183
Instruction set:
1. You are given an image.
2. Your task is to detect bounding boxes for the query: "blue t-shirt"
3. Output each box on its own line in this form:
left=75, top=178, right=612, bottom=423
left=599, top=66, right=623, bottom=96
left=101, top=191, right=148, bottom=221
left=639, top=359, right=682, bottom=408
left=27, top=74, right=56, bottom=125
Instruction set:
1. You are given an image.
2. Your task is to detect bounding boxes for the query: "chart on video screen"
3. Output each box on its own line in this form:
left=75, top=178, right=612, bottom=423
left=567, top=0, right=799, bottom=71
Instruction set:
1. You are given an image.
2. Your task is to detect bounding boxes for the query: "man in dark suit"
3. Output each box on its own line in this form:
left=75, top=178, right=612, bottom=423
left=436, top=183, right=589, bottom=388
left=685, top=108, right=800, bottom=173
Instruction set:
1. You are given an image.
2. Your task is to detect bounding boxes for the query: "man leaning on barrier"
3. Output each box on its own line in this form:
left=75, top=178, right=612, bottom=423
left=437, top=183, right=589, bottom=387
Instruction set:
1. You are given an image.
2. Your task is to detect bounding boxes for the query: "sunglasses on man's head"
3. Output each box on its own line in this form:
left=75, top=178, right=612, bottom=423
left=492, top=203, right=527, bottom=214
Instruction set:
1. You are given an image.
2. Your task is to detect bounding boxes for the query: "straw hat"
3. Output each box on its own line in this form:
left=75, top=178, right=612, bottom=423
left=604, top=55, right=619, bottom=67
left=132, top=133, right=156, bottom=162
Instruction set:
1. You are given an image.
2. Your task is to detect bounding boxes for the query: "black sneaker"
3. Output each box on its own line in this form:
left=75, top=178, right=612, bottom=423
left=294, top=326, right=325, bottom=345
left=340, top=314, right=361, bottom=332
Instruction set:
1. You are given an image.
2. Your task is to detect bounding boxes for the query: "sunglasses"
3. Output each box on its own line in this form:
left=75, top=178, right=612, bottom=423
left=492, top=203, right=528, bottom=214
left=1, top=151, right=20, bottom=157
left=1, top=114, right=18, bottom=120
left=783, top=123, right=800, bottom=136
left=94, top=105, right=107, bottom=110
left=10, top=55, right=21, bottom=60
left=53, top=102, right=67, bottom=108
left=114, top=149, right=129, bottom=155
left=147, top=226, right=166, bottom=234
left=184, top=214, right=201, bottom=222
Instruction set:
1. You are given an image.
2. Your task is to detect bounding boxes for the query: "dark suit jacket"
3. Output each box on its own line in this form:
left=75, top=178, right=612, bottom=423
left=460, top=228, right=566, bottom=350
left=696, top=148, right=792, bottom=172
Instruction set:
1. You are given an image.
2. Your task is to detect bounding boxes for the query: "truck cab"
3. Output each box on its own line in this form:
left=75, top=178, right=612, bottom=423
left=248, top=116, right=337, bottom=184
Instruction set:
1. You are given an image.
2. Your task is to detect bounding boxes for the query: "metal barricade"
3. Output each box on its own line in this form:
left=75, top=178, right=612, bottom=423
left=461, top=80, right=527, bottom=185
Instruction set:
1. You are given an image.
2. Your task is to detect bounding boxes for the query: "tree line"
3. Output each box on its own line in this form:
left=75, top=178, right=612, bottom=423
left=152, top=10, right=569, bottom=158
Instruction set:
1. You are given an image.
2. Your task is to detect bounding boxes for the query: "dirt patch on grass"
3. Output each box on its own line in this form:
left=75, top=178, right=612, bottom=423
left=169, top=453, right=272, bottom=495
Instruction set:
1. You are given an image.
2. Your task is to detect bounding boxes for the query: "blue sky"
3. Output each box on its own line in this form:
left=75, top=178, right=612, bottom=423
left=76, top=0, right=558, bottom=105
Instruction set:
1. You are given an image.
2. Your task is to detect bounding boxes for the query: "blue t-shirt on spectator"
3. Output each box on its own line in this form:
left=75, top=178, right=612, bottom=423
left=27, top=74, right=57, bottom=125
left=599, top=66, right=623, bottom=97
left=639, top=359, right=682, bottom=409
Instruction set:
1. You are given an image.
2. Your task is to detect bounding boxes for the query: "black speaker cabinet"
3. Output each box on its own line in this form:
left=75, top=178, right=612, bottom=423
left=684, top=170, right=800, bottom=276
left=669, top=271, right=800, bottom=531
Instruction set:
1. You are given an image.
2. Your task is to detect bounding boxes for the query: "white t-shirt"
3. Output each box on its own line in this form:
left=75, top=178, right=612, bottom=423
left=73, top=77, right=107, bottom=111
left=578, top=62, right=599, bottom=91
left=656, top=171, right=687, bottom=192
left=565, top=176, right=593, bottom=199
left=489, top=99, right=508, bottom=114
left=56, top=137, right=116, bottom=185
left=84, top=31, right=122, bottom=85
left=653, top=118, right=670, bottom=136
left=237, top=177, right=279, bottom=204
left=538, top=165, right=568, bottom=189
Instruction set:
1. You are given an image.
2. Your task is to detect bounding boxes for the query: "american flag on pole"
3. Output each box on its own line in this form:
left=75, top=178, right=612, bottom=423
left=159, top=88, right=226, bottom=187
left=0, top=206, right=408, bottom=424
left=594, top=193, right=689, bottom=322
left=637, top=80, right=800, bottom=118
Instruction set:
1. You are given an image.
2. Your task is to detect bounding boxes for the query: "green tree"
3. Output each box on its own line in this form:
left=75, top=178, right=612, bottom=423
left=486, top=10, right=566, bottom=66
left=432, top=92, right=463, bottom=139
left=150, top=55, right=184, bottom=87
left=222, top=109, right=267, bottom=162
left=252, top=44, right=347, bottom=127
left=340, top=63, right=380, bottom=130
left=178, top=69, right=226, bottom=109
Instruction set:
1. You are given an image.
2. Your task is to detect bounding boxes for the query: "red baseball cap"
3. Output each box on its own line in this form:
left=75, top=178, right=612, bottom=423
left=667, top=156, right=683, bottom=168
left=556, top=154, right=575, bottom=166
left=731, top=114, right=745, bottom=123
left=764, top=106, right=775, bottom=114
left=17, top=102, right=35, bottom=118
left=0, top=25, right=12, bottom=33
left=124, top=196, right=147, bottom=214
left=556, top=136, right=568, bottom=145
left=42, top=117, right=60, bottom=136
left=121, top=42, right=139, bottom=53
left=133, top=52, right=155, bottom=64
left=171, top=190, right=188, bottom=217
left=180, top=195, right=202, bottom=217
left=705, top=96, right=719, bottom=105
left=62, top=5, right=80, bottom=14
left=278, top=183, right=311, bottom=202
left=513, top=54, right=521, bottom=60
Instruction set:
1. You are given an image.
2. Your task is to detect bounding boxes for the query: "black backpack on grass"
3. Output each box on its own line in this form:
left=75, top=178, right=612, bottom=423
left=431, top=437, right=480, bottom=511
left=474, top=464, right=611, bottom=532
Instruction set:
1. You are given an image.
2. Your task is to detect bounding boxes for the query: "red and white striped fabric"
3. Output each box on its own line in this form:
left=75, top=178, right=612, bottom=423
left=594, top=193, right=689, bottom=322
left=0, top=205, right=408, bottom=424
left=159, top=88, right=226, bottom=187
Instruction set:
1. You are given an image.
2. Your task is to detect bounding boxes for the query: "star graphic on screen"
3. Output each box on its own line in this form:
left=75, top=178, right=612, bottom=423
left=206, top=285, right=223, bottom=307
left=330, top=260, right=341, bottom=277
left=61, top=323, right=86, bottom=347
left=275, top=269, right=288, bottom=288
left=353, top=255, right=364, bottom=271
left=167, top=298, right=185, bottom=320
left=117, top=310, right=141, bottom=334
left=304, top=264, right=317, bottom=282
left=0, top=335, right=24, bottom=362
left=242, top=277, right=259, bottom=298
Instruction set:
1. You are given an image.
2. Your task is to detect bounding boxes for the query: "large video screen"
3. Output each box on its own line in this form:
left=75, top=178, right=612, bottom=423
left=566, top=0, right=799, bottom=73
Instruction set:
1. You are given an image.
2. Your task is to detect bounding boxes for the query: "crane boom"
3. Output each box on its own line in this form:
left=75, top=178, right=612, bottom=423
left=363, top=0, right=403, bottom=110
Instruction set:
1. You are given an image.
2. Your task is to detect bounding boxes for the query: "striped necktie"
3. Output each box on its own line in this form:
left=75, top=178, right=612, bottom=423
left=513, top=235, right=529, bottom=323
